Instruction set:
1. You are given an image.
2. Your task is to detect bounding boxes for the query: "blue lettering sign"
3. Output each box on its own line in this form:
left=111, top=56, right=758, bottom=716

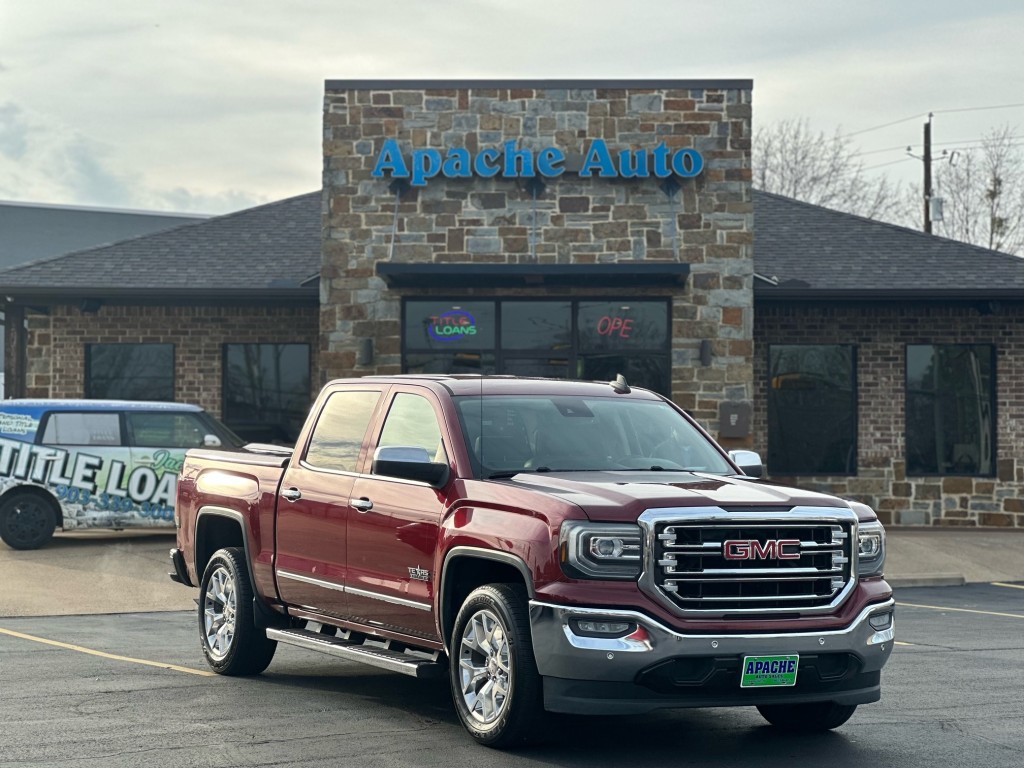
left=411, top=148, right=443, bottom=186
left=442, top=147, right=473, bottom=178
left=371, top=139, right=704, bottom=186
left=372, top=139, right=410, bottom=180
left=579, top=140, right=617, bottom=178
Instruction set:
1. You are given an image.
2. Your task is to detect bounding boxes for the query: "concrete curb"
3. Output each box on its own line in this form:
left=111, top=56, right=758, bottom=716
left=887, top=573, right=967, bottom=589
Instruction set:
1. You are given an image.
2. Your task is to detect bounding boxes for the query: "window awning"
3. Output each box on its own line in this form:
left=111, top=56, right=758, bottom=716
left=375, top=262, right=690, bottom=289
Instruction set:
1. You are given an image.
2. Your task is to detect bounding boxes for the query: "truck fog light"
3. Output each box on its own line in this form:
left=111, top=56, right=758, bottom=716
left=868, top=611, right=893, bottom=631
left=571, top=619, right=634, bottom=637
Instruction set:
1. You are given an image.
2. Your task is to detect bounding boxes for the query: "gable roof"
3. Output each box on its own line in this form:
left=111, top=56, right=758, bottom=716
left=0, top=192, right=321, bottom=302
left=2, top=187, right=1022, bottom=304
left=753, top=190, right=1024, bottom=300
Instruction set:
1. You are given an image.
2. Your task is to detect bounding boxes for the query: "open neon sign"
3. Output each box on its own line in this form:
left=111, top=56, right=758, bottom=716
left=596, top=315, right=634, bottom=339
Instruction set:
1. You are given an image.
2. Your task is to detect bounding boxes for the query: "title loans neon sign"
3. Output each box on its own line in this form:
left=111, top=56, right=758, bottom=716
left=428, top=310, right=477, bottom=342
left=372, top=138, right=704, bottom=187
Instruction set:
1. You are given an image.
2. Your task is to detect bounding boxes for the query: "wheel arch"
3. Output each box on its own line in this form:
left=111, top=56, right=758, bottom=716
left=0, top=484, right=63, bottom=528
left=195, top=506, right=283, bottom=630
left=440, top=547, right=535, bottom=651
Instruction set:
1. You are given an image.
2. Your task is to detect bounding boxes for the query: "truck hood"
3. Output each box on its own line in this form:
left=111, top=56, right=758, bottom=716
left=500, top=470, right=864, bottom=521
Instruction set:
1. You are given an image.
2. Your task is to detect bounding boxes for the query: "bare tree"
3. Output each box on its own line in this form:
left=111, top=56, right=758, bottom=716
left=932, top=126, right=1024, bottom=255
left=754, top=118, right=908, bottom=222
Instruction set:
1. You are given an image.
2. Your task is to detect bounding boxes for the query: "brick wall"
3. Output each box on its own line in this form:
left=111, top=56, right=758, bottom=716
left=754, top=303, right=1024, bottom=527
left=321, top=82, right=754, bottom=437
left=23, top=304, right=320, bottom=417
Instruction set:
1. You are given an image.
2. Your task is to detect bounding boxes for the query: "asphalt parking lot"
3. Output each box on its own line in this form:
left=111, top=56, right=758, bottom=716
left=1, top=582, right=1022, bottom=768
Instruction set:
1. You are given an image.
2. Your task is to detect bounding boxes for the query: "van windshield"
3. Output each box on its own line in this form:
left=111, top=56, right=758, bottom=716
left=453, top=395, right=732, bottom=478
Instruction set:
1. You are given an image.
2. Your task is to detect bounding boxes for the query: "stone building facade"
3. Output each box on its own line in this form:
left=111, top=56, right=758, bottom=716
left=321, top=80, right=755, bottom=441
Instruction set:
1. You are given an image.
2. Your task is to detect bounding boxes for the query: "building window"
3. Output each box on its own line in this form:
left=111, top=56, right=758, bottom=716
left=767, top=345, right=857, bottom=475
left=906, top=344, right=995, bottom=476
left=223, top=344, right=311, bottom=444
left=403, top=299, right=671, bottom=395
left=86, top=344, right=174, bottom=402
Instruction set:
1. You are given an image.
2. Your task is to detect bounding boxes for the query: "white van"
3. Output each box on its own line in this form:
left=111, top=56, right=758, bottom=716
left=0, top=400, right=244, bottom=549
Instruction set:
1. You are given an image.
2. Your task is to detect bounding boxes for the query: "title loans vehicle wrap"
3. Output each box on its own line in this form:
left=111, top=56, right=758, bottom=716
left=0, top=400, right=244, bottom=550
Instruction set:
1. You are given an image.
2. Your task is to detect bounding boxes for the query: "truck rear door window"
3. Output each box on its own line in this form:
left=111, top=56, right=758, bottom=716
left=304, top=391, right=381, bottom=472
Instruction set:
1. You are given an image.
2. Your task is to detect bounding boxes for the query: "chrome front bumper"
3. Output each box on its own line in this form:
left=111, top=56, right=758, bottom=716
left=529, top=597, right=895, bottom=714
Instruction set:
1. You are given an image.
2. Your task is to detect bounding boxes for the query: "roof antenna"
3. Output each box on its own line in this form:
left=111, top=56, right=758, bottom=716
left=610, top=373, right=630, bottom=394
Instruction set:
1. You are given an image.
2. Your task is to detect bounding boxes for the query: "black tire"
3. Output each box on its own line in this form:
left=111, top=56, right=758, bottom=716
left=449, top=583, right=545, bottom=748
left=757, top=702, right=858, bottom=731
left=198, top=547, right=277, bottom=675
left=0, top=492, right=57, bottom=550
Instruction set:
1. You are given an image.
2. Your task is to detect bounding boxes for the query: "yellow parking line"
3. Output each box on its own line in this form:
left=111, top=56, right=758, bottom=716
left=991, top=582, right=1024, bottom=591
left=899, top=602, right=1024, bottom=620
left=894, top=641, right=914, bottom=646
left=0, top=626, right=216, bottom=677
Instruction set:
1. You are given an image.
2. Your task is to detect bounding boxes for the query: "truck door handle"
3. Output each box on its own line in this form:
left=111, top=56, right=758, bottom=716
left=351, top=497, right=373, bottom=512
left=281, top=487, right=302, bottom=502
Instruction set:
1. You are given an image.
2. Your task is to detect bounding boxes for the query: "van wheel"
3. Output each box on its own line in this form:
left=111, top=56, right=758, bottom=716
left=757, top=702, right=858, bottom=731
left=0, top=493, right=57, bottom=550
left=198, top=547, right=277, bottom=675
left=450, top=583, right=544, bottom=748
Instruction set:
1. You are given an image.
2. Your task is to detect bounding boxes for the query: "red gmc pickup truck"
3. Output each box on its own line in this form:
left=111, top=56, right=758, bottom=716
left=169, top=375, right=894, bottom=748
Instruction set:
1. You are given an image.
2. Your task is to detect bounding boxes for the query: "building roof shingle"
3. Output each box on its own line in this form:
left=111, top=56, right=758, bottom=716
left=753, top=190, right=1024, bottom=299
left=0, top=192, right=321, bottom=301
left=2, top=188, right=1022, bottom=303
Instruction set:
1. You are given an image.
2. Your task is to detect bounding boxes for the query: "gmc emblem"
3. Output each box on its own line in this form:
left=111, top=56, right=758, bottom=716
left=723, top=539, right=801, bottom=560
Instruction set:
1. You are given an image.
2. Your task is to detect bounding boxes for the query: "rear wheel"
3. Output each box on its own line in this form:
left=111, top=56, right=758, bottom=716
left=198, top=547, right=276, bottom=675
left=450, top=584, right=544, bottom=748
left=757, top=702, right=858, bottom=731
left=0, top=493, right=57, bottom=550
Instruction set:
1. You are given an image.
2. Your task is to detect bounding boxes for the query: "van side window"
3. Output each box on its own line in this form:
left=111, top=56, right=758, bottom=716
left=378, top=393, right=447, bottom=464
left=127, top=412, right=209, bottom=449
left=305, top=391, right=381, bottom=472
left=41, top=412, right=122, bottom=446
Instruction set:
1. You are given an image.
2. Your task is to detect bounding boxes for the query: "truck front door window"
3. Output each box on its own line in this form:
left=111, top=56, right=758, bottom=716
left=377, top=393, right=447, bottom=465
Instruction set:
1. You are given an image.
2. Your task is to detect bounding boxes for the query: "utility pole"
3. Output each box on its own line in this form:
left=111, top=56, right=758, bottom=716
left=923, top=113, right=933, bottom=234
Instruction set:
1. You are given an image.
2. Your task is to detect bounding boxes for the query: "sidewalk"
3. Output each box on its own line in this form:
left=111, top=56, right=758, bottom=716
left=885, top=527, right=1024, bottom=588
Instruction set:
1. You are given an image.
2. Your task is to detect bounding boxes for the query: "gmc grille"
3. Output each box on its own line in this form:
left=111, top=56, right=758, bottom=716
left=639, top=509, right=857, bottom=615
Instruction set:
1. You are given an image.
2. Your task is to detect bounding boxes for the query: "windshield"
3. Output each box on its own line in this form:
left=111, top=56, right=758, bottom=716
left=454, top=395, right=733, bottom=478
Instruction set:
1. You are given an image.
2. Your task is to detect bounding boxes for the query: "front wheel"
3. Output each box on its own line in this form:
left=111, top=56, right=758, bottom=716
left=757, top=702, right=858, bottom=731
left=0, top=493, right=57, bottom=550
left=198, top=547, right=277, bottom=675
left=450, top=584, right=545, bottom=748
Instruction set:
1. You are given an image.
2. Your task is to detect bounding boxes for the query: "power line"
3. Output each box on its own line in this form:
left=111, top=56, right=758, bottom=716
left=862, top=157, right=915, bottom=172
left=932, top=102, right=1024, bottom=116
left=841, top=102, right=1024, bottom=141
left=840, top=113, right=926, bottom=139
left=855, top=135, right=1023, bottom=159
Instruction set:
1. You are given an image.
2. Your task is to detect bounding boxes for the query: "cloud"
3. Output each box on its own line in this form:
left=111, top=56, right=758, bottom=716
left=0, top=102, right=263, bottom=213
left=0, top=102, right=29, bottom=160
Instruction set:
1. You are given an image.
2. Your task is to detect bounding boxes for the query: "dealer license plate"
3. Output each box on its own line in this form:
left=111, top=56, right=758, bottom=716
left=740, top=655, right=799, bottom=688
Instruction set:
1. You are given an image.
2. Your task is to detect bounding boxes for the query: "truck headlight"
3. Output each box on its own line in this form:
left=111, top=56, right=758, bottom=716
left=560, top=521, right=642, bottom=580
left=857, top=520, right=886, bottom=577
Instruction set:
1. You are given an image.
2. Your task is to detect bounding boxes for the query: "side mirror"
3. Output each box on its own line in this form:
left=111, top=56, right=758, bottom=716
left=372, top=446, right=450, bottom=487
left=203, top=434, right=222, bottom=448
left=728, top=449, right=763, bottom=478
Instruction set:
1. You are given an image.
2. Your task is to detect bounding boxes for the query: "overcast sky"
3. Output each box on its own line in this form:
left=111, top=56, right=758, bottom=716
left=2, top=0, right=1022, bottom=214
